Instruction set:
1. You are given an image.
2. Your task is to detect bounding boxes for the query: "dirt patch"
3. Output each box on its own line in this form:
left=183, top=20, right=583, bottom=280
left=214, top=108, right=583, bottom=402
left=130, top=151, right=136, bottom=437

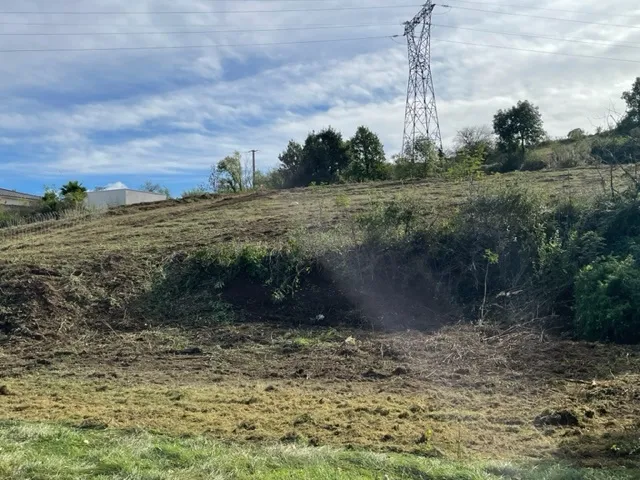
left=1, top=324, right=639, bottom=466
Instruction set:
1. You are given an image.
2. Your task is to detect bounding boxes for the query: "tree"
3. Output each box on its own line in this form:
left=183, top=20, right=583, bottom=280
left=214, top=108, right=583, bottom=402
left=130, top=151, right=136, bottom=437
left=299, top=127, right=350, bottom=185
left=567, top=128, right=585, bottom=141
left=41, top=186, right=60, bottom=212
left=60, top=181, right=88, bottom=207
left=454, top=126, right=494, bottom=155
left=620, top=77, right=640, bottom=133
left=493, top=100, right=545, bottom=157
left=140, top=181, right=170, bottom=198
left=346, top=126, right=388, bottom=182
left=210, top=151, right=245, bottom=193
left=277, top=140, right=304, bottom=187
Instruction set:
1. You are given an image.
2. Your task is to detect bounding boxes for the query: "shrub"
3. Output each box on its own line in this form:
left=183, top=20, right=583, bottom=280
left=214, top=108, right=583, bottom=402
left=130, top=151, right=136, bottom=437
left=520, top=152, right=547, bottom=171
left=591, top=136, right=640, bottom=164
left=574, top=256, right=640, bottom=343
left=549, top=142, right=593, bottom=168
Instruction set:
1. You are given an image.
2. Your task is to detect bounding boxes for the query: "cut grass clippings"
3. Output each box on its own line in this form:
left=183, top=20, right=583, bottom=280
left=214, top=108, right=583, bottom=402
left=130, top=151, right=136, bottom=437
left=0, top=421, right=637, bottom=480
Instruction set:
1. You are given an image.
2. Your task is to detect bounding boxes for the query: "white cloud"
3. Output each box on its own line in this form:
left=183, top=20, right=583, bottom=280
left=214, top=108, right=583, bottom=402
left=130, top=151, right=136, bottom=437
left=0, top=0, right=638, bottom=181
left=104, top=181, right=129, bottom=190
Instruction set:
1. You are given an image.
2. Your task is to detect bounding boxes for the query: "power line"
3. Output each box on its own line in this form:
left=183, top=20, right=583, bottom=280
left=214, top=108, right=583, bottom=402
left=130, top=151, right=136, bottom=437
left=432, top=23, right=640, bottom=50
left=442, top=0, right=640, bottom=19
left=0, top=34, right=401, bottom=53
left=0, top=4, right=423, bottom=15
left=0, top=23, right=401, bottom=36
left=4, top=21, right=638, bottom=53
left=433, top=37, right=640, bottom=64
left=443, top=5, right=640, bottom=30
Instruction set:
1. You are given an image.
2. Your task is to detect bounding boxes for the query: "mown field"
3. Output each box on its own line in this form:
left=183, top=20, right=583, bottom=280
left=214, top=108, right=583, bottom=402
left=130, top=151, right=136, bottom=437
left=1, top=167, right=639, bottom=478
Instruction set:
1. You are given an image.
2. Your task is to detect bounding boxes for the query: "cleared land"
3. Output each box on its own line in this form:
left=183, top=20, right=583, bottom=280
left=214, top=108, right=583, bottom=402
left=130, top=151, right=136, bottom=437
left=1, top=167, right=639, bottom=478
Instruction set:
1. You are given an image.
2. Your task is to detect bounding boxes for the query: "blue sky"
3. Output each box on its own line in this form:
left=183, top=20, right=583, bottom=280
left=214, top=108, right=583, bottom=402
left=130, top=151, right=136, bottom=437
left=0, top=0, right=639, bottom=197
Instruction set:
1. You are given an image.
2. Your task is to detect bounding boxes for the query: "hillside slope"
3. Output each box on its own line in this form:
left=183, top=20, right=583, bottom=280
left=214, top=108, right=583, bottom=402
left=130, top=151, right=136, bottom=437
left=1, top=166, right=639, bottom=470
left=0, top=166, right=627, bottom=337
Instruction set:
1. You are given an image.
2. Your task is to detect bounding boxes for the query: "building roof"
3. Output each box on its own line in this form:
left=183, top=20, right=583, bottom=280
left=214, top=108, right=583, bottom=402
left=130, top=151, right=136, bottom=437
left=0, top=188, right=41, bottom=200
left=88, top=188, right=166, bottom=196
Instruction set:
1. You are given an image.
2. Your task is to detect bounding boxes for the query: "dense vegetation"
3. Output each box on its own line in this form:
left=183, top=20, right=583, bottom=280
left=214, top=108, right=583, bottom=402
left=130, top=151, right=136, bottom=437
left=155, top=170, right=640, bottom=343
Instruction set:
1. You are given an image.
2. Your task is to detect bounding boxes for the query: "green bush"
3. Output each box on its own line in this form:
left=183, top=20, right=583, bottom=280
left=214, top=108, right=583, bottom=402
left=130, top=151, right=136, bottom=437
left=575, top=256, right=640, bottom=343
left=591, top=136, right=640, bottom=164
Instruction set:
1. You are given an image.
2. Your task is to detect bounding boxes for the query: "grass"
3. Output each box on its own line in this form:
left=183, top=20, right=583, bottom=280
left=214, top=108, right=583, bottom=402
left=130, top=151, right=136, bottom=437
left=1, top=167, right=640, bottom=476
left=0, top=421, right=637, bottom=480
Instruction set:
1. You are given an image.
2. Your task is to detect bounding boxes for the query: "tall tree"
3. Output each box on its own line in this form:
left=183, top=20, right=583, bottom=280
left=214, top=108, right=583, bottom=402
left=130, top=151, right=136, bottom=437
left=300, top=127, right=350, bottom=185
left=277, top=140, right=304, bottom=187
left=620, top=77, right=640, bottom=133
left=346, top=126, right=387, bottom=182
left=493, top=100, right=545, bottom=156
left=210, top=151, right=245, bottom=193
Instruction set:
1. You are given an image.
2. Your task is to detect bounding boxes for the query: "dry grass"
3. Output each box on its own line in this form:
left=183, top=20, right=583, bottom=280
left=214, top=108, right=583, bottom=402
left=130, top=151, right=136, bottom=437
left=2, top=325, right=639, bottom=467
left=1, top=167, right=639, bottom=472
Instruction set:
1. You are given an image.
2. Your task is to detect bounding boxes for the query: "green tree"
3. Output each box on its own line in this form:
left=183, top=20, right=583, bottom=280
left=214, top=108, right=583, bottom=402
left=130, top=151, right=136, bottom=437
left=140, top=181, right=170, bottom=198
left=567, top=128, right=585, bottom=141
left=493, top=100, right=545, bottom=157
left=210, top=151, right=245, bottom=193
left=41, top=186, right=60, bottom=212
left=300, top=127, right=350, bottom=185
left=345, top=126, right=388, bottom=182
left=277, top=140, right=304, bottom=187
left=620, top=77, right=640, bottom=133
left=60, top=181, right=88, bottom=207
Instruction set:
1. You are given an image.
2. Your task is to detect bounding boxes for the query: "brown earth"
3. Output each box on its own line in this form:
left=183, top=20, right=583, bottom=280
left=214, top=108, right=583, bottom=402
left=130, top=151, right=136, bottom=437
left=1, top=167, right=639, bottom=468
left=1, top=324, right=639, bottom=466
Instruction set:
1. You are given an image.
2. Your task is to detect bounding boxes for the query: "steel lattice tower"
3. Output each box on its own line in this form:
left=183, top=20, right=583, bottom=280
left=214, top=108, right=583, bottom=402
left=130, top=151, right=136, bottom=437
left=402, top=1, right=442, bottom=158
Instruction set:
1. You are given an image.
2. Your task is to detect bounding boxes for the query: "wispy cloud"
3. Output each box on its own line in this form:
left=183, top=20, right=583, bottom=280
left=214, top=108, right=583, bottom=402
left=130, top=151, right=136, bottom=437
left=0, top=0, right=638, bottom=188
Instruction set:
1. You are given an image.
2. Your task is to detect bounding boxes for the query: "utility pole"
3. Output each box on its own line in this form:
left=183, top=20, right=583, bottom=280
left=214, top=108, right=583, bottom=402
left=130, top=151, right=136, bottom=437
left=248, top=149, right=259, bottom=188
left=402, top=1, right=442, bottom=159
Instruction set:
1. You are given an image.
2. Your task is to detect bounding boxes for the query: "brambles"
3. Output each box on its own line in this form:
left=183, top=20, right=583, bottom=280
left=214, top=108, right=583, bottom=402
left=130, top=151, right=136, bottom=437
left=575, top=256, right=640, bottom=344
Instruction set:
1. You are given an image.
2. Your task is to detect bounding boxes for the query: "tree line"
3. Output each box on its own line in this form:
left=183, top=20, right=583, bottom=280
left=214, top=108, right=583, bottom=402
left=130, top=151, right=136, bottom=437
left=202, top=76, right=639, bottom=192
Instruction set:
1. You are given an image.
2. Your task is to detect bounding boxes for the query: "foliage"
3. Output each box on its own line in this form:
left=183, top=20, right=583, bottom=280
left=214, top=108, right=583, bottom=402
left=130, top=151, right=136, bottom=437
left=549, top=141, right=593, bottom=168
left=140, top=181, right=170, bottom=198
left=276, top=140, right=304, bottom=187
left=393, top=137, right=442, bottom=179
left=210, top=151, right=246, bottom=193
left=181, top=186, right=210, bottom=198
left=454, top=126, right=494, bottom=163
left=156, top=242, right=312, bottom=312
left=300, top=127, right=351, bottom=185
left=41, top=182, right=87, bottom=212
left=575, top=256, right=640, bottom=343
left=619, top=77, right=640, bottom=133
left=345, top=126, right=389, bottom=182
left=493, top=100, right=545, bottom=163
left=59, top=181, right=88, bottom=207
left=568, top=128, right=586, bottom=140
left=445, top=144, right=485, bottom=178
left=520, top=151, right=547, bottom=171
left=591, top=135, right=640, bottom=165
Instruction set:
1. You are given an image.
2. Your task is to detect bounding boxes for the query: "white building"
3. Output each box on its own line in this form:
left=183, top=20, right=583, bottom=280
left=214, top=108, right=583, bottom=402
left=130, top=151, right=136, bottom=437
left=0, top=188, right=41, bottom=210
left=85, top=189, right=167, bottom=209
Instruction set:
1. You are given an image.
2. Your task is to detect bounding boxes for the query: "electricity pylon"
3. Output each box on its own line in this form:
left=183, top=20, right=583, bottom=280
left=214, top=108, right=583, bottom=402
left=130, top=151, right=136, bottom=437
left=402, top=1, right=442, bottom=158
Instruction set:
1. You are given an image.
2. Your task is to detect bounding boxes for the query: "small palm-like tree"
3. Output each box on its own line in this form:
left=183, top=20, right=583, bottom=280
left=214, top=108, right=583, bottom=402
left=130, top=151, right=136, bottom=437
left=60, top=181, right=87, bottom=197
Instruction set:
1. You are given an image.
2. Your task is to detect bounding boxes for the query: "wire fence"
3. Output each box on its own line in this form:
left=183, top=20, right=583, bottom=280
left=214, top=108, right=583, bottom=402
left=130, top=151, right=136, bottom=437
left=0, top=207, right=108, bottom=244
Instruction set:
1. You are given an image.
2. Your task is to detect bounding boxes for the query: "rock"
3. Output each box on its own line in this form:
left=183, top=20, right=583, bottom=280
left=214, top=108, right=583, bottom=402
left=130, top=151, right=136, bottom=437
left=534, top=409, right=580, bottom=427
left=0, top=385, right=11, bottom=396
